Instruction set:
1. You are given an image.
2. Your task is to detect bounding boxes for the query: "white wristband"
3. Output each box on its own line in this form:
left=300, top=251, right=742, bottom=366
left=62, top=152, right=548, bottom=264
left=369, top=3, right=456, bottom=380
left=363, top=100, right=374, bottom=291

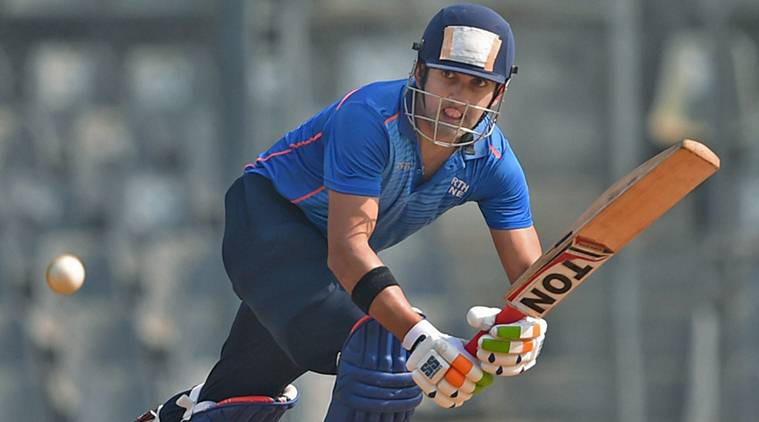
left=402, top=319, right=441, bottom=351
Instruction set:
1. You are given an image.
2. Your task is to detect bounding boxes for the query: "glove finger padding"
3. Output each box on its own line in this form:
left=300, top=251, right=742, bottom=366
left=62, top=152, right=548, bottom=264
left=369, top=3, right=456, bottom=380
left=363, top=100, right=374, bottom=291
left=409, top=373, right=446, bottom=408
left=477, top=333, right=544, bottom=375
left=479, top=334, right=544, bottom=354
left=482, top=358, right=538, bottom=376
left=466, top=306, right=503, bottom=331
left=406, top=332, right=488, bottom=408
left=437, top=377, right=473, bottom=400
left=489, top=316, right=547, bottom=340
left=467, top=307, right=547, bottom=339
left=467, top=306, right=547, bottom=377
left=473, top=372, right=494, bottom=395
left=410, top=369, right=465, bottom=408
left=434, top=338, right=483, bottom=388
left=476, top=348, right=539, bottom=367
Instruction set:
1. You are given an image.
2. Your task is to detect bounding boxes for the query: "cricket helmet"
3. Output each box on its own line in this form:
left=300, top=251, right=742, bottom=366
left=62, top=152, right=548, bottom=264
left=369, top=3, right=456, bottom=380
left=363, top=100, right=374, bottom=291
left=415, top=3, right=516, bottom=84
left=405, top=3, right=518, bottom=147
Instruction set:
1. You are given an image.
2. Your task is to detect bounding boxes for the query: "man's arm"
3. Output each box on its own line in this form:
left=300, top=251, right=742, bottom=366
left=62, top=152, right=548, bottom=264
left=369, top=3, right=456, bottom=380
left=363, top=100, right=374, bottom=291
left=489, top=226, right=542, bottom=284
left=328, top=190, right=493, bottom=407
left=456, top=226, right=546, bottom=377
left=326, top=190, right=422, bottom=340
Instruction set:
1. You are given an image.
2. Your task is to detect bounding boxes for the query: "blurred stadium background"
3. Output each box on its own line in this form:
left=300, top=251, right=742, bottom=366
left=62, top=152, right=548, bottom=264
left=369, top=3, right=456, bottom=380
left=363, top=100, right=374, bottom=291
left=0, top=0, right=757, bottom=421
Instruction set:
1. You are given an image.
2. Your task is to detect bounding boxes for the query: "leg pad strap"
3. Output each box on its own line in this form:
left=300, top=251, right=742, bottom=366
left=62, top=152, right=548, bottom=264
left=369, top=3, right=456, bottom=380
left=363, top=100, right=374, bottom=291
left=188, top=385, right=298, bottom=422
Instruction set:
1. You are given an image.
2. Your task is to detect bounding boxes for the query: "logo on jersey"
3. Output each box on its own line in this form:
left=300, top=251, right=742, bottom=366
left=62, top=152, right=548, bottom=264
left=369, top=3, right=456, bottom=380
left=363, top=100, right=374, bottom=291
left=448, top=176, right=470, bottom=198
left=396, top=161, right=414, bottom=171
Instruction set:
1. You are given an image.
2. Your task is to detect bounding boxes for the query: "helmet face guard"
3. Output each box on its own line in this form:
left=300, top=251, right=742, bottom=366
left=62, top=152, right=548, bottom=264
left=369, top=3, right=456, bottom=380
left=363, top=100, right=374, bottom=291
left=406, top=4, right=517, bottom=148
left=403, top=73, right=508, bottom=148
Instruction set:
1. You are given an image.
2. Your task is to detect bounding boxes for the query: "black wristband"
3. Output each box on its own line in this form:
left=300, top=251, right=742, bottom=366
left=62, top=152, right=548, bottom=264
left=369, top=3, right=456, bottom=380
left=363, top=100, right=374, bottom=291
left=351, top=266, right=399, bottom=314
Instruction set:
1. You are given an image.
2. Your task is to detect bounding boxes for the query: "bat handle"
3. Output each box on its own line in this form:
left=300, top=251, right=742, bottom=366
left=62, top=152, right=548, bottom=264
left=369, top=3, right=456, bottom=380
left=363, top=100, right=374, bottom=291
left=464, top=305, right=526, bottom=355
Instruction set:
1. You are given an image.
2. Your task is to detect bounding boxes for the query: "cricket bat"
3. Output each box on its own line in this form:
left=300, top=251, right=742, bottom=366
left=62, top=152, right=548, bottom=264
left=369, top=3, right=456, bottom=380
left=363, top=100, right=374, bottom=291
left=465, top=139, right=720, bottom=355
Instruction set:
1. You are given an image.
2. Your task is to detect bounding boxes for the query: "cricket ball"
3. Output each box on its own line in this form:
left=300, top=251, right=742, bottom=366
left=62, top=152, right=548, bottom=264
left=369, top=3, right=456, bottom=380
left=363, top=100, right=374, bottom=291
left=45, top=254, right=85, bottom=295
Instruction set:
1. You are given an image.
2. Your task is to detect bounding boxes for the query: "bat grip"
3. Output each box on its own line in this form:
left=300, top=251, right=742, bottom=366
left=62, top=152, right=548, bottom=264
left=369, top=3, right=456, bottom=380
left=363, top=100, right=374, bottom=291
left=464, top=306, right=526, bottom=355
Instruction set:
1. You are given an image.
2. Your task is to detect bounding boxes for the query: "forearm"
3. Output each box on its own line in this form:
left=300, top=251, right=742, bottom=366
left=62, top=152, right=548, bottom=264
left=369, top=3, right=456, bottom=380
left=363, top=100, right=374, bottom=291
left=328, top=245, right=422, bottom=340
left=327, top=242, right=384, bottom=292
left=368, top=286, right=423, bottom=340
left=490, top=227, right=542, bottom=284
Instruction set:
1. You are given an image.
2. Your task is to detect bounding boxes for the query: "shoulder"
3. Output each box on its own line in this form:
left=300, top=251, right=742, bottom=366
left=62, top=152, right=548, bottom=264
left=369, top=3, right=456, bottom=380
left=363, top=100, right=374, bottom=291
left=325, top=83, right=408, bottom=155
left=468, top=126, right=522, bottom=173
left=485, top=127, right=518, bottom=163
left=333, top=79, right=406, bottom=124
left=471, top=128, right=528, bottom=194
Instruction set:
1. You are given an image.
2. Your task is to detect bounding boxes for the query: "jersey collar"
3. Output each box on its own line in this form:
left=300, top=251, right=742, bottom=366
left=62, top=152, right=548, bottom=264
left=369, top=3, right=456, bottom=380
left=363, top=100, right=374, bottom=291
left=461, top=137, right=489, bottom=160
left=461, top=118, right=492, bottom=160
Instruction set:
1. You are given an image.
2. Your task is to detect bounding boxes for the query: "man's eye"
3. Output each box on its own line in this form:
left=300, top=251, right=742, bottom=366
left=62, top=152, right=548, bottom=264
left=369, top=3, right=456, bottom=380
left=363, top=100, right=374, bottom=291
left=442, top=71, right=455, bottom=79
left=473, top=78, right=488, bottom=88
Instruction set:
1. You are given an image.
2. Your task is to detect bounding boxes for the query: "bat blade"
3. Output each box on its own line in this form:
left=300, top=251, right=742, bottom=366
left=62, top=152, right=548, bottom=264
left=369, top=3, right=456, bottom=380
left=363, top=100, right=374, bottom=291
left=465, top=139, right=720, bottom=355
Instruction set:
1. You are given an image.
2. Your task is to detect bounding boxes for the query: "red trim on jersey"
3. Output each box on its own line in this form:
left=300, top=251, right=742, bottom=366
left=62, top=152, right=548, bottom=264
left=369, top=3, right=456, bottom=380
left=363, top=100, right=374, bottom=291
left=251, top=88, right=358, bottom=168
left=384, top=112, right=400, bottom=125
left=337, top=88, right=360, bottom=110
left=489, top=145, right=502, bottom=159
left=291, top=185, right=326, bottom=204
left=256, top=133, right=323, bottom=163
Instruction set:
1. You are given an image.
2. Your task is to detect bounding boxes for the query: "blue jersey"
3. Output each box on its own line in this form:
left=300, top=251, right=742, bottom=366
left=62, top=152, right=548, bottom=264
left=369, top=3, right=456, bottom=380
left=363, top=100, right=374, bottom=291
left=246, top=79, right=532, bottom=251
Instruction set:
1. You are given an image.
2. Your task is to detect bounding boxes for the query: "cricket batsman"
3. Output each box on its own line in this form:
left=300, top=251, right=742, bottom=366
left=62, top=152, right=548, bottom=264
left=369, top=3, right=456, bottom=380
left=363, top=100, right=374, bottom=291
left=135, top=4, right=548, bottom=421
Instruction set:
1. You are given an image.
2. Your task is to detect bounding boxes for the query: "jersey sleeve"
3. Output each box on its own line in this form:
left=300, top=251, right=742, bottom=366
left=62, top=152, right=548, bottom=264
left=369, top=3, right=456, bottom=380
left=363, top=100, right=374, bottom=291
left=323, top=102, right=389, bottom=197
left=476, top=152, right=533, bottom=230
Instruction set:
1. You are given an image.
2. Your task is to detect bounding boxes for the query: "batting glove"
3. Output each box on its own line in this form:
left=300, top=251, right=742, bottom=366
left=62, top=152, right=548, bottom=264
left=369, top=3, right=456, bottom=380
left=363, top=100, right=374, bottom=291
left=466, top=306, right=547, bottom=376
left=404, top=319, right=493, bottom=408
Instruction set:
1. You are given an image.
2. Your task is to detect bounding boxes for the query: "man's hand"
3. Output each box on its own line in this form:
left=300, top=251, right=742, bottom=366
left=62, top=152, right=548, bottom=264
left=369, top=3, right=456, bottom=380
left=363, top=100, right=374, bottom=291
left=466, top=306, right=547, bottom=376
left=404, top=319, right=493, bottom=408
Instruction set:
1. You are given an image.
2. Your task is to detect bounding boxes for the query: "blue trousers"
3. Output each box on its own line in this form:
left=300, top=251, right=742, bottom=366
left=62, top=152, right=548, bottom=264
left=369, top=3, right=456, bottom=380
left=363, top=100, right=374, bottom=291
left=159, top=174, right=364, bottom=421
